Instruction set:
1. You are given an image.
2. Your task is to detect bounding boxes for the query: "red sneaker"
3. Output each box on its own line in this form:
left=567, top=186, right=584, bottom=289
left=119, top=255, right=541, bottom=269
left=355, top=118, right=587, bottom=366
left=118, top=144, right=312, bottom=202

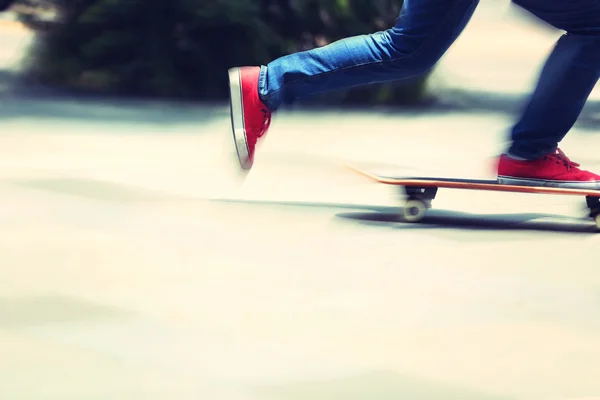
left=228, top=66, right=272, bottom=170
left=497, top=148, right=600, bottom=189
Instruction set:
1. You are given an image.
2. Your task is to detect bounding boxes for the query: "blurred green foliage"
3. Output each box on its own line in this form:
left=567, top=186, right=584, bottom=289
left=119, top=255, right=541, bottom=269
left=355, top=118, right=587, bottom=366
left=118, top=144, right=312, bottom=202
left=18, top=0, right=432, bottom=104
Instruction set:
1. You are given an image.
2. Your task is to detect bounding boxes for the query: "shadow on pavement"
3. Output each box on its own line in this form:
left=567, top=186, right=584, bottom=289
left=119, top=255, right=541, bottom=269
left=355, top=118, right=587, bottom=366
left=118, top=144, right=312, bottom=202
left=3, top=60, right=600, bottom=130
left=11, top=177, right=186, bottom=203
left=211, top=198, right=400, bottom=214
left=405, top=89, right=600, bottom=132
left=254, top=370, right=513, bottom=400
left=259, top=88, right=600, bottom=133
left=0, top=70, right=227, bottom=125
left=211, top=198, right=597, bottom=234
left=336, top=209, right=598, bottom=234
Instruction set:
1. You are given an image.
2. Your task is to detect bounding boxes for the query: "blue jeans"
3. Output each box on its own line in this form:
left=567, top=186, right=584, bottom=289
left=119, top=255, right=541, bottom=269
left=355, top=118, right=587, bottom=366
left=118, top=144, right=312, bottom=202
left=257, top=0, right=600, bottom=160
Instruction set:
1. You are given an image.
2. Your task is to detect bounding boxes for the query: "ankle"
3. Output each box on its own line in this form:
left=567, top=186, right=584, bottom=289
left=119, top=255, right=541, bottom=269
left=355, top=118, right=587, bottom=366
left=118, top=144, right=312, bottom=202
left=505, top=152, right=528, bottom=161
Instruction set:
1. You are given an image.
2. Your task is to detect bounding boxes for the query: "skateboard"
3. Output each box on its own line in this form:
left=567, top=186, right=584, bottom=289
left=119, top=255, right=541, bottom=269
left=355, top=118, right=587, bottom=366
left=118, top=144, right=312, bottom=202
left=347, top=165, right=600, bottom=230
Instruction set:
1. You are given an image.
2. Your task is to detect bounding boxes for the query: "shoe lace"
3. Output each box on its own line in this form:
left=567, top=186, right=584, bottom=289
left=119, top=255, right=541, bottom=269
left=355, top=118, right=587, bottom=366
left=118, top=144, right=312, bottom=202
left=545, top=148, right=580, bottom=170
left=258, top=108, right=271, bottom=138
left=249, top=107, right=271, bottom=139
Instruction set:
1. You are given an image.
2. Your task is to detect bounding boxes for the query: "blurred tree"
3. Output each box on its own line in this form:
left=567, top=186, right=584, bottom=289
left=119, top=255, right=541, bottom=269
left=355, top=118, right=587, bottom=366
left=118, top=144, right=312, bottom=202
left=0, top=0, right=17, bottom=11
left=19, top=0, right=432, bottom=105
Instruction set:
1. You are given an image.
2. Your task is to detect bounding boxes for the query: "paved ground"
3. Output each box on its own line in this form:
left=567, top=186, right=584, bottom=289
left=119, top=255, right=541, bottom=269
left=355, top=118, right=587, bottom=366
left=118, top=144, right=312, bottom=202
left=2, top=3, right=600, bottom=400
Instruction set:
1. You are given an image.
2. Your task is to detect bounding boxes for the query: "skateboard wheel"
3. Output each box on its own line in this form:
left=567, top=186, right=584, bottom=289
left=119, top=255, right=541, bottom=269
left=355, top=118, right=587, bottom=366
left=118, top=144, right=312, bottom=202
left=403, top=199, right=428, bottom=222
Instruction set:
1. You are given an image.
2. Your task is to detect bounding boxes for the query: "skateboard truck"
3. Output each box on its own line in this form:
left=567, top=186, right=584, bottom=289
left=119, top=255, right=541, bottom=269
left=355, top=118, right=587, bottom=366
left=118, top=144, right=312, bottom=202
left=586, top=196, right=600, bottom=227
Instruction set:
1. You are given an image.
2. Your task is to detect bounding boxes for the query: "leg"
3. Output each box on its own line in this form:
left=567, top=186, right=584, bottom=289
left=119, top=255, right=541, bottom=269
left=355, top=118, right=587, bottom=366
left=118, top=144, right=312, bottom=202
left=509, top=0, right=600, bottom=159
left=497, top=0, right=600, bottom=188
left=260, top=0, right=480, bottom=111
left=228, top=0, right=480, bottom=169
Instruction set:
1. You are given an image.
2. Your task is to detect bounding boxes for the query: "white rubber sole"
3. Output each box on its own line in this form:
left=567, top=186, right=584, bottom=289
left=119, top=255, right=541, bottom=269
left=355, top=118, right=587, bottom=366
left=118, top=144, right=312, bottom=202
left=228, top=68, right=252, bottom=170
left=498, top=175, right=600, bottom=190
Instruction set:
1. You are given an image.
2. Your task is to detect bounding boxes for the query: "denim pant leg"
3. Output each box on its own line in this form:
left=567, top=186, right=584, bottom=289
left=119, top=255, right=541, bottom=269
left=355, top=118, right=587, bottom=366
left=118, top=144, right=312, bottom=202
left=258, top=0, right=480, bottom=111
left=509, top=0, right=600, bottom=159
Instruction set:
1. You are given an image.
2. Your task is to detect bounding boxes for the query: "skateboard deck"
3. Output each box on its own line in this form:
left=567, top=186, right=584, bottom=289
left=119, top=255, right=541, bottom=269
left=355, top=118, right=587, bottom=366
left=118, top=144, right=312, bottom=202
left=347, top=164, right=600, bottom=229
